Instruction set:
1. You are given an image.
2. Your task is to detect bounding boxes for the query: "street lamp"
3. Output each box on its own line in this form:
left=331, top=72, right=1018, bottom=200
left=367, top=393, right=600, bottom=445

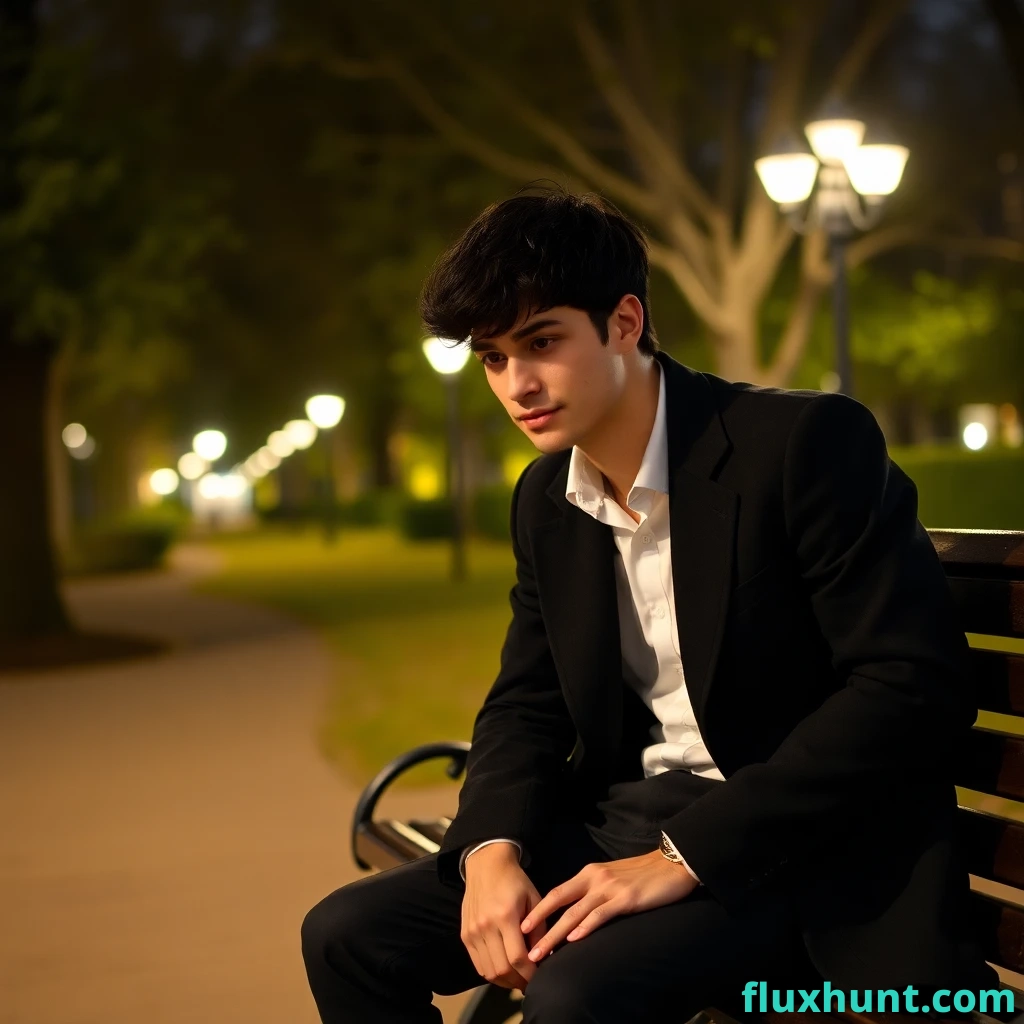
left=422, top=337, right=471, bottom=582
left=305, top=394, right=345, bottom=544
left=754, top=116, right=909, bottom=398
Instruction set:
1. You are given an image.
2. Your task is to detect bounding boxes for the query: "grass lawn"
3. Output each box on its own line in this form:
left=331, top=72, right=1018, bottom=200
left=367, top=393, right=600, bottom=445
left=192, top=524, right=1024, bottom=798
left=195, top=525, right=517, bottom=787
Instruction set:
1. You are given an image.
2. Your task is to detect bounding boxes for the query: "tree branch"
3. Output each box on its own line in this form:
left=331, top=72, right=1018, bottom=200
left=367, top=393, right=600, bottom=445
left=571, top=2, right=723, bottom=230
left=985, top=0, right=1024, bottom=111
left=846, top=225, right=1024, bottom=268
left=742, top=11, right=825, bottom=267
left=262, top=46, right=387, bottom=80
left=647, top=239, right=728, bottom=332
left=380, top=0, right=665, bottom=220
left=613, top=0, right=677, bottom=149
left=716, top=42, right=754, bottom=243
left=378, top=56, right=578, bottom=189
left=764, top=230, right=829, bottom=386
left=824, top=0, right=913, bottom=102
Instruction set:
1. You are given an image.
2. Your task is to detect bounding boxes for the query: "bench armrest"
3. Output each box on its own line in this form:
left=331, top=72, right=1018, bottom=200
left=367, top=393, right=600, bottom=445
left=350, top=741, right=471, bottom=869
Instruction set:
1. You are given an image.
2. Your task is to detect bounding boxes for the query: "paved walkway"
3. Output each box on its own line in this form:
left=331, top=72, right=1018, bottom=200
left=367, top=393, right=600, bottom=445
left=0, top=545, right=474, bottom=1024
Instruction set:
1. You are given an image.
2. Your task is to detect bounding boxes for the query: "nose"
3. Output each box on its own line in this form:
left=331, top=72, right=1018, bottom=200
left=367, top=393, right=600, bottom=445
left=505, top=358, right=541, bottom=405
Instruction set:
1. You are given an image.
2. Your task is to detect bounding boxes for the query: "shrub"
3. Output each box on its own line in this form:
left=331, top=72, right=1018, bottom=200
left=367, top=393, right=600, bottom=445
left=398, top=498, right=456, bottom=540
left=63, top=505, right=186, bottom=576
left=891, top=444, right=1024, bottom=531
left=471, top=484, right=514, bottom=541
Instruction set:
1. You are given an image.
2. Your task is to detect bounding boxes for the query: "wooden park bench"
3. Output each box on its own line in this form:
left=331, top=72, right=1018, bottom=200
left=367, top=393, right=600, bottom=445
left=350, top=527, right=1024, bottom=1024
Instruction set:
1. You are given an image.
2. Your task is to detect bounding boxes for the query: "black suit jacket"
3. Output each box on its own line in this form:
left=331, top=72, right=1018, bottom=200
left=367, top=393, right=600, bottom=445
left=438, top=350, right=997, bottom=991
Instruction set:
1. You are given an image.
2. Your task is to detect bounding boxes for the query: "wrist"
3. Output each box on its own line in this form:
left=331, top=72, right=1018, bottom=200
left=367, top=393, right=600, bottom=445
left=464, top=841, right=520, bottom=877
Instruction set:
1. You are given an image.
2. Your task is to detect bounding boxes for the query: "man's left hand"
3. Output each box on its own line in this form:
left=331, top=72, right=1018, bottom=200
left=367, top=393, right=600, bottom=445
left=520, top=850, right=699, bottom=962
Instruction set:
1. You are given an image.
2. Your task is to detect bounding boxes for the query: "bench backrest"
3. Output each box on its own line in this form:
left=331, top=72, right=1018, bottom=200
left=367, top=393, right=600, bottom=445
left=932, top=529, right=1024, bottom=992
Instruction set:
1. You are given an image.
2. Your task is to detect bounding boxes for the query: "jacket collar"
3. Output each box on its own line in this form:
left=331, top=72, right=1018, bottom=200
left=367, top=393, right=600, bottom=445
left=530, top=350, right=737, bottom=768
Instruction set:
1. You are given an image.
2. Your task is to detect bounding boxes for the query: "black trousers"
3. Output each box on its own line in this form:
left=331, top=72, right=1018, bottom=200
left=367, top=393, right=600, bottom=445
left=302, top=771, right=822, bottom=1024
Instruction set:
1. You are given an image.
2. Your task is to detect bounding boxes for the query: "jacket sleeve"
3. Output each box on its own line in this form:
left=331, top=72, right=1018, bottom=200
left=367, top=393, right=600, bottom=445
left=662, top=392, right=977, bottom=911
left=437, top=458, right=577, bottom=888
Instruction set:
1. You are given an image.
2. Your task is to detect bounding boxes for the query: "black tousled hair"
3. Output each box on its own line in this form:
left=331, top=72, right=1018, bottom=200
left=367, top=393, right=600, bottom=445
left=419, top=184, right=659, bottom=356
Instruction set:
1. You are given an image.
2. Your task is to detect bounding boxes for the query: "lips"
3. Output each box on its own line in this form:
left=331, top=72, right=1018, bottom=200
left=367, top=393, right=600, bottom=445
left=520, top=407, right=561, bottom=429
left=519, top=407, right=560, bottom=422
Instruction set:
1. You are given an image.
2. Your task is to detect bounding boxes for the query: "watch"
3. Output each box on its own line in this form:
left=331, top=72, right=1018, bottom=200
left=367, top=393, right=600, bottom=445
left=659, top=831, right=686, bottom=863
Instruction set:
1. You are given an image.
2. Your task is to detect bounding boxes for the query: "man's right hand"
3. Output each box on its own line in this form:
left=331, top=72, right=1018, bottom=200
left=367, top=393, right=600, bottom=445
left=461, top=842, right=547, bottom=990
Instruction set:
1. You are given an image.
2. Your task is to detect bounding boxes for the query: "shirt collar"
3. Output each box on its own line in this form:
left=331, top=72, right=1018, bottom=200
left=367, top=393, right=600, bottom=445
left=566, top=361, right=668, bottom=518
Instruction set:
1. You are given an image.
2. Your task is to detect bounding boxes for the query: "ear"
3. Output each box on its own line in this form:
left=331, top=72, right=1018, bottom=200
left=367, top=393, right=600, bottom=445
left=610, top=294, right=644, bottom=352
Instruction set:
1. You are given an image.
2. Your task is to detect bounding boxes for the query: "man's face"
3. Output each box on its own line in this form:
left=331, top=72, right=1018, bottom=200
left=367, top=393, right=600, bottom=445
left=469, top=302, right=638, bottom=454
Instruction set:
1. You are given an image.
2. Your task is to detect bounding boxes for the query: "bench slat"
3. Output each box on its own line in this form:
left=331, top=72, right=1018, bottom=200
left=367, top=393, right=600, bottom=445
left=354, top=822, right=436, bottom=871
left=958, top=806, right=1024, bottom=889
left=949, top=578, right=1024, bottom=640
left=969, top=891, right=1024, bottom=974
left=931, top=531, right=1024, bottom=581
left=960, top=731, right=1024, bottom=800
left=972, top=650, right=1024, bottom=716
left=408, top=819, right=450, bottom=847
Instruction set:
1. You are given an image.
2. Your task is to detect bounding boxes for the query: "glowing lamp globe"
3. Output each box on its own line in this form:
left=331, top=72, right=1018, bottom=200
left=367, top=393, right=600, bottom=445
left=149, top=468, right=179, bottom=496
left=754, top=153, right=820, bottom=205
left=305, top=395, right=345, bottom=430
left=423, top=337, right=471, bottom=375
left=193, top=429, right=227, bottom=461
left=843, top=144, right=909, bottom=197
left=284, top=419, right=318, bottom=450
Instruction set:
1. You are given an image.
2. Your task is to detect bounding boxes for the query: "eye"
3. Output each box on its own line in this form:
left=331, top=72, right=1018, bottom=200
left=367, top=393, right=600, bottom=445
left=478, top=337, right=555, bottom=368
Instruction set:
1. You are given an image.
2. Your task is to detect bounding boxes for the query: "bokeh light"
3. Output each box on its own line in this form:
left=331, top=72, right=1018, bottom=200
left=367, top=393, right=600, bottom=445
left=193, top=429, right=227, bottom=461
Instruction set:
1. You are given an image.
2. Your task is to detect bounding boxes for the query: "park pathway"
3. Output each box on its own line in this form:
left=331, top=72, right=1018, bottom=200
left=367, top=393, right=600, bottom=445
left=0, top=544, right=473, bottom=1024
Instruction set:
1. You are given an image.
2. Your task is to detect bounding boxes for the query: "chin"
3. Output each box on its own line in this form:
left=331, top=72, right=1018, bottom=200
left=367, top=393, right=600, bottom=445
left=529, top=433, right=571, bottom=454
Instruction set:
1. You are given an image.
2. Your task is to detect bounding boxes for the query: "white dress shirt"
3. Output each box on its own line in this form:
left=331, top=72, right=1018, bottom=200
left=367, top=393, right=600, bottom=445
left=461, top=361, right=715, bottom=882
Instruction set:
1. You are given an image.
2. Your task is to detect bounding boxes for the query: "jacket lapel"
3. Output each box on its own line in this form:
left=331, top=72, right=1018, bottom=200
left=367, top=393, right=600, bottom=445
left=662, top=354, right=738, bottom=727
left=529, top=351, right=737, bottom=764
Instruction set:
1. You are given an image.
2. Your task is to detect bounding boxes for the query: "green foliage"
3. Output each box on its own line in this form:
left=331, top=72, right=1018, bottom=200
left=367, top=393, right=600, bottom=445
left=780, top=264, right=1023, bottom=409
left=397, top=498, right=456, bottom=540
left=471, top=484, right=514, bottom=541
left=0, top=21, right=236, bottom=411
left=891, top=443, right=1024, bottom=531
left=850, top=270, right=999, bottom=389
left=62, top=504, right=186, bottom=576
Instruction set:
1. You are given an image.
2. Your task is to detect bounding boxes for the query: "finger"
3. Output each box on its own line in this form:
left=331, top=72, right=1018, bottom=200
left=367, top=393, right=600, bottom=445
left=520, top=876, right=588, bottom=933
left=483, top=926, right=528, bottom=990
left=564, top=896, right=627, bottom=943
left=466, top=938, right=495, bottom=986
left=528, top=894, right=605, bottom=962
left=500, top=921, right=536, bottom=987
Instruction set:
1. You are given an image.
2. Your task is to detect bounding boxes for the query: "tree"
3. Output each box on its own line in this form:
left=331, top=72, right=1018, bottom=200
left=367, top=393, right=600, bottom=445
left=273, top=0, right=1024, bottom=386
left=0, top=0, right=229, bottom=643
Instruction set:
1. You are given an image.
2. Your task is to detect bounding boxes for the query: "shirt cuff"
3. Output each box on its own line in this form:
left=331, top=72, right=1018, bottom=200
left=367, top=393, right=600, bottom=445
left=661, top=831, right=701, bottom=884
left=459, top=838, right=523, bottom=882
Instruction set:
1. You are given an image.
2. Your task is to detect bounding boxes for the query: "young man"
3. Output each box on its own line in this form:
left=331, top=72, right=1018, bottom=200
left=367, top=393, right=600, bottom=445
left=302, top=189, right=996, bottom=1024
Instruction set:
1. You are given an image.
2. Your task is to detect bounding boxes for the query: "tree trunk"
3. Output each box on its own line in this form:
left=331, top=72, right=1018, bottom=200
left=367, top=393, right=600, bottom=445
left=0, top=339, right=72, bottom=641
left=710, top=316, right=771, bottom=385
left=47, top=343, right=73, bottom=553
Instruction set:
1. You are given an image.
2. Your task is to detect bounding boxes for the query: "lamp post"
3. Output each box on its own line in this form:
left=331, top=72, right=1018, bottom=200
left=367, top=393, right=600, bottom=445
left=423, top=337, right=471, bottom=582
left=305, top=394, right=345, bottom=544
left=754, top=117, right=909, bottom=398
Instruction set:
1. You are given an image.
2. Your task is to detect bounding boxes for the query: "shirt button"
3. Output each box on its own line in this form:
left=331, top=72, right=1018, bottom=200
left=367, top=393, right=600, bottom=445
left=642, top=534, right=653, bottom=544
left=655, top=606, right=666, bottom=619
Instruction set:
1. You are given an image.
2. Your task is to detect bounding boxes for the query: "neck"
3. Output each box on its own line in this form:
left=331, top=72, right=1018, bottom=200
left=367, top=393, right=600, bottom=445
left=577, top=355, right=660, bottom=511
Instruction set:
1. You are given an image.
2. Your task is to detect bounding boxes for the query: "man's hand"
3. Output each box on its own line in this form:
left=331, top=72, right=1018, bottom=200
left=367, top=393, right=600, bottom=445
left=520, top=850, right=699, bottom=962
left=461, top=842, right=548, bottom=990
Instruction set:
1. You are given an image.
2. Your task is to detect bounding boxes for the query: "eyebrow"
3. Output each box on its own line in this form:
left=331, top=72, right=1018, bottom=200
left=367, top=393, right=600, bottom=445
left=469, top=318, right=563, bottom=353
